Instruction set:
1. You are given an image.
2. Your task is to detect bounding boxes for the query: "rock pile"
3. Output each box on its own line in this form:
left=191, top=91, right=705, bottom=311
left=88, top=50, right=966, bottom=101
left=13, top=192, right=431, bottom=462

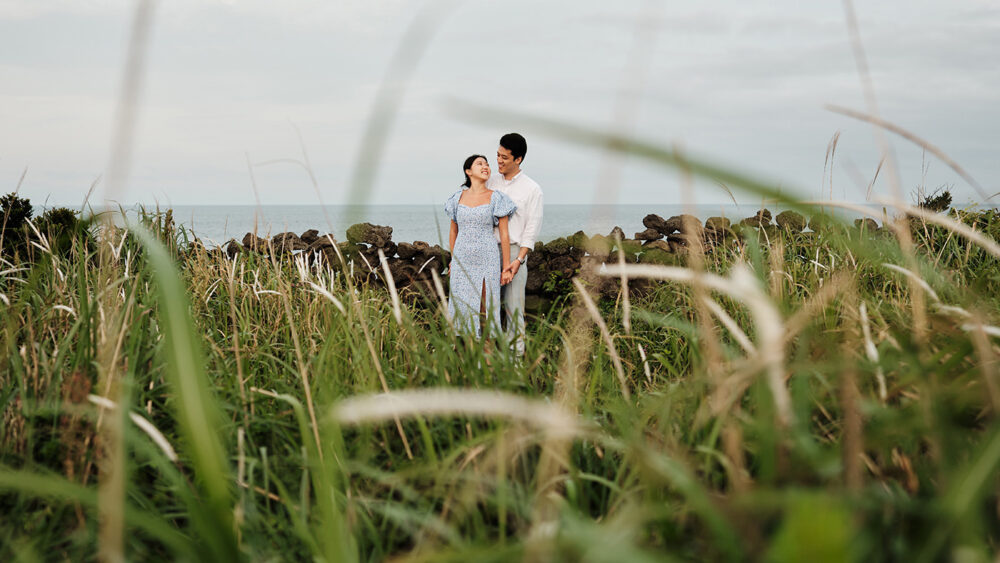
left=219, top=210, right=883, bottom=313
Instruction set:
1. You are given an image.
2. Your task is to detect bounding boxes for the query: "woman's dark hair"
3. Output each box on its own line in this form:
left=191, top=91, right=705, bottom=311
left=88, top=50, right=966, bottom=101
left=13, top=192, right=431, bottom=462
left=462, top=154, right=487, bottom=187
left=499, top=133, right=527, bottom=163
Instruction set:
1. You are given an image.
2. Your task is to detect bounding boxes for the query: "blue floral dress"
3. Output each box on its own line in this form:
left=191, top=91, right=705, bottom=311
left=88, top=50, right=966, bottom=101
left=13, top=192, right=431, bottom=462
left=444, top=188, right=517, bottom=336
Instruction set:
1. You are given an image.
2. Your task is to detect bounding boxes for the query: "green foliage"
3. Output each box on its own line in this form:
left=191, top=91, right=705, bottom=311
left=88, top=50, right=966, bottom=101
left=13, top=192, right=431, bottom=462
left=0, top=191, right=33, bottom=257
left=1, top=201, right=1000, bottom=561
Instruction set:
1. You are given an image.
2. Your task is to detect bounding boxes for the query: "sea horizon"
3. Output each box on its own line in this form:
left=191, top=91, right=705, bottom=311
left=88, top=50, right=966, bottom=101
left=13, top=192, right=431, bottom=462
left=89, top=203, right=906, bottom=247
left=43, top=200, right=994, bottom=247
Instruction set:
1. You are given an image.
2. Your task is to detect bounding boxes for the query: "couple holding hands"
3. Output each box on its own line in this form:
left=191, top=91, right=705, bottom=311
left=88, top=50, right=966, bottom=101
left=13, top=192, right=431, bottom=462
left=444, top=133, right=543, bottom=356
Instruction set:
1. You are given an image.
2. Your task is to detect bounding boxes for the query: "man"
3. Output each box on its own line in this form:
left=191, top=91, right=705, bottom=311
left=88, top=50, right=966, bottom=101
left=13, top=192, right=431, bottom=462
left=488, top=132, right=543, bottom=356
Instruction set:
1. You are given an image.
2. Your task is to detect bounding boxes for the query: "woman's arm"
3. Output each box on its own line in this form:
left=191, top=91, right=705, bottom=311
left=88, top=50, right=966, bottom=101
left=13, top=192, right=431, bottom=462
left=499, top=216, right=511, bottom=268
left=449, top=220, right=458, bottom=253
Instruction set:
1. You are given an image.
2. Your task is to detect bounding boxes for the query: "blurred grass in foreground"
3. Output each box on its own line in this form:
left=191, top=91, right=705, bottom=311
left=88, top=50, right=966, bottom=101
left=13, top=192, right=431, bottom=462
left=1, top=186, right=999, bottom=561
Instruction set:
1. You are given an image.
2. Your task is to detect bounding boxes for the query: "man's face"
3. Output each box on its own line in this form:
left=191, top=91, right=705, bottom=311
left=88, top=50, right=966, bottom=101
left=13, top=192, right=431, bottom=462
left=496, top=146, right=521, bottom=177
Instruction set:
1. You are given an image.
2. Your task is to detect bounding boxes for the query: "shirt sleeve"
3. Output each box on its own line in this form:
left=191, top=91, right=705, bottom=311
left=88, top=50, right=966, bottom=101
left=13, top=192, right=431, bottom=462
left=519, top=187, right=543, bottom=250
left=443, top=189, right=462, bottom=223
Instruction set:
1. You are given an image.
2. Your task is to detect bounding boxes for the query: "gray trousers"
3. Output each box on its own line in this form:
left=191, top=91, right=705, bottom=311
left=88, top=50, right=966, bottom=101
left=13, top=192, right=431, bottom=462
left=500, top=243, right=527, bottom=355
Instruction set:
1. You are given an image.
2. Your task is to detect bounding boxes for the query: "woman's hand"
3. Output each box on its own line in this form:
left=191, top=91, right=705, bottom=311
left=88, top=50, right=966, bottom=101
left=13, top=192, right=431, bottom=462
left=501, top=269, right=514, bottom=286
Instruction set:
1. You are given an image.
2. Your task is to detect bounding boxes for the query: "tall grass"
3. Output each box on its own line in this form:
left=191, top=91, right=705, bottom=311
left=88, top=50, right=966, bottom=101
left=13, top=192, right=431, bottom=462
left=1, top=197, right=999, bottom=560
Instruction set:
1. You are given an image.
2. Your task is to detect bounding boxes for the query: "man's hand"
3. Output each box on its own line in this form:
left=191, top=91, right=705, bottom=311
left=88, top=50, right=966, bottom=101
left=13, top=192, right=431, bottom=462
left=504, top=260, right=521, bottom=276
left=501, top=270, right=513, bottom=285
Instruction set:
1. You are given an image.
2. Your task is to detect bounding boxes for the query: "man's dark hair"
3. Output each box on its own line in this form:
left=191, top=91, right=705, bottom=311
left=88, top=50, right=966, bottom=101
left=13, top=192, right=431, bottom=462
left=499, top=133, right=527, bottom=163
left=462, top=154, right=487, bottom=187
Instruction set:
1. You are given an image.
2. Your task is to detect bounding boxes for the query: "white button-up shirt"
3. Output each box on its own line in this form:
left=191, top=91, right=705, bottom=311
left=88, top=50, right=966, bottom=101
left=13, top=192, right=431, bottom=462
left=489, top=171, right=543, bottom=250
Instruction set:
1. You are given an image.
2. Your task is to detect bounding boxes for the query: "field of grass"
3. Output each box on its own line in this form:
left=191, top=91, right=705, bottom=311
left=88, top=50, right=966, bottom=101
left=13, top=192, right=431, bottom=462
left=2, top=197, right=1000, bottom=561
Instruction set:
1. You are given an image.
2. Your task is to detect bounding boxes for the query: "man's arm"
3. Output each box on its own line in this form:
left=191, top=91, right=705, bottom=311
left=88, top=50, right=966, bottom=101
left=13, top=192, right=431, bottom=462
left=505, top=187, right=543, bottom=273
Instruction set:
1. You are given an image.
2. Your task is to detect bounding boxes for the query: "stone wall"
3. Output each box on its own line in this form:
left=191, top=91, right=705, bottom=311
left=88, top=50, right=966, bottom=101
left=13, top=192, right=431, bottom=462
left=218, top=209, right=884, bottom=313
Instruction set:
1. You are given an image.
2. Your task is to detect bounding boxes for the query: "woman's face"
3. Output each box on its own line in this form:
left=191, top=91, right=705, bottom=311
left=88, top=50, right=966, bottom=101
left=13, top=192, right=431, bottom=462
left=466, top=157, right=491, bottom=182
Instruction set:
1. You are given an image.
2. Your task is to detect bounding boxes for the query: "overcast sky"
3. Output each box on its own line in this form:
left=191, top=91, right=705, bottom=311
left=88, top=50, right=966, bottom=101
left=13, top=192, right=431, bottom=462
left=0, top=0, right=997, bottom=207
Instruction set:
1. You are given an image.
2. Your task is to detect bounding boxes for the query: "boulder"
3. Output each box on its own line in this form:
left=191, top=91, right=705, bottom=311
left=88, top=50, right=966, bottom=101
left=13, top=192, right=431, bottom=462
left=642, top=240, right=672, bottom=253
left=241, top=232, right=269, bottom=253
left=223, top=238, right=242, bottom=259
left=809, top=214, right=836, bottom=231
left=608, top=226, right=626, bottom=242
left=586, top=234, right=612, bottom=260
left=338, top=241, right=364, bottom=261
left=705, top=217, right=731, bottom=232
left=664, top=214, right=702, bottom=235
left=634, top=227, right=662, bottom=241
left=346, top=223, right=393, bottom=248
left=300, top=229, right=320, bottom=245
left=377, top=241, right=397, bottom=259
left=568, top=230, right=589, bottom=250
left=544, top=237, right=571, bottom=256
left=739, top=209, right=772, bottom=228
left=386, top=257, right=418, bottom=285
left=776, top=210, right=806, bottom=232
left=643, top=213, right=672, bottom=235
left=308, top=236, right=335, bottom=252
left=396, top=242, right=419, bottom=260
left=525, top=264, right=546, bottom=292
left=272, top=232, right=308, bottom=254
left=547, top=255, right=580, bottom=277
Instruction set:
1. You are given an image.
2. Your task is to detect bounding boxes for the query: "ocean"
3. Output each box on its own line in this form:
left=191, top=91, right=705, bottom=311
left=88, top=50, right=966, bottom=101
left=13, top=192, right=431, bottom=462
left=155, top=203, right=886, bottom=247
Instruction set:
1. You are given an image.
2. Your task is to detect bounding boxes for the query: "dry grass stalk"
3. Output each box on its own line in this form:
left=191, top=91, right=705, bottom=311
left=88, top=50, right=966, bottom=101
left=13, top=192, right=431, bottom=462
left=88, top=394, right=179, bottom=463
left=702, top=297, right=756, bottom=355
left=826, top=104, right=987, bottom=200
left=572, top=278, right=630, bottom=400
left=613, top=232, right=631, bottom=334
left=378, top=248, right=403, bottom=324
left=602, top=263, right=793, bottom=425
left=332, top=389, right=582, bottom=439
left=859, top=303, right=888, bottom=402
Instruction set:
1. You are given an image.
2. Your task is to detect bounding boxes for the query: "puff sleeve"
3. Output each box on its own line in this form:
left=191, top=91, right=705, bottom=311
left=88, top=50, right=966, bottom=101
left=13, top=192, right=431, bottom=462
left=443, top=189, right=464, bottom=223
left=491, top=191, right=517, bottom=226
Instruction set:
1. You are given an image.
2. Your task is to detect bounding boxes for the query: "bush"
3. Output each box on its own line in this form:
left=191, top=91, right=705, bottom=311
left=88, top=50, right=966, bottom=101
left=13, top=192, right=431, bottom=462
left=0, top=192, right=33, bottom=257
left=37, top=206, right=87, bottom=256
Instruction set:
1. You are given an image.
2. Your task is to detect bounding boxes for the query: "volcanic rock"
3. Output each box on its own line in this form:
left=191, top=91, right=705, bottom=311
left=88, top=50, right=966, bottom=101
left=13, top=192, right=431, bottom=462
left=548, top=255, right=580, bottom=277
left=241, top=232, right=269, bottom=252
left=664, top=214, right=702, bottom=235
left=272, top=232, right=307, bottom=254
left=643, top=213, right=671, bottom=235
left=525, top=265, right=546, bottom=292
left=300, top=229, right=320, bottom=245
left=586, top=234, right=612, bottom=260
left=396, top=242, right=419, bottom=260
left=739, top=209, right=773, bottom=228
left=809, top=214, right=836, bottom=231
left=544, top=237, right=571, bottom=256
left=705, top=217, right=731, bottom=231
left=776, top=210, right=806, bottom=232
left=608, top=226, right=626, bottom=242
left=634, top=227, right=662, bottom=241
left=642, top=240, right=672, bottom=253
left=568, top=230, right=589, bottom=250
left=223, top=238, right=242, bottom=259
left=346, top=223, right=393, bottom=248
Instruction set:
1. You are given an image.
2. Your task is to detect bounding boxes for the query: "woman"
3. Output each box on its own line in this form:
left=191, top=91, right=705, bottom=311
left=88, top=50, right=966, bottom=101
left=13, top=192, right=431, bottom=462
left=444, top=154, right=517, bottom=337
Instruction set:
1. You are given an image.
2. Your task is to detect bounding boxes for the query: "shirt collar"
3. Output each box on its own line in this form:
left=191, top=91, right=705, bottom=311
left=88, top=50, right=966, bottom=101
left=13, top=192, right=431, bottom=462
left=502, top=171, right=523, bottom=184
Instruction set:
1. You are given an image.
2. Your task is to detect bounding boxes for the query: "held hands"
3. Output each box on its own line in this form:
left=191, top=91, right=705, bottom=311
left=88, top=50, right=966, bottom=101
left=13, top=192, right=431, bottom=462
left=500, top=259, right=520, bottom=286
left=501, top=269, right=514, bottom=286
